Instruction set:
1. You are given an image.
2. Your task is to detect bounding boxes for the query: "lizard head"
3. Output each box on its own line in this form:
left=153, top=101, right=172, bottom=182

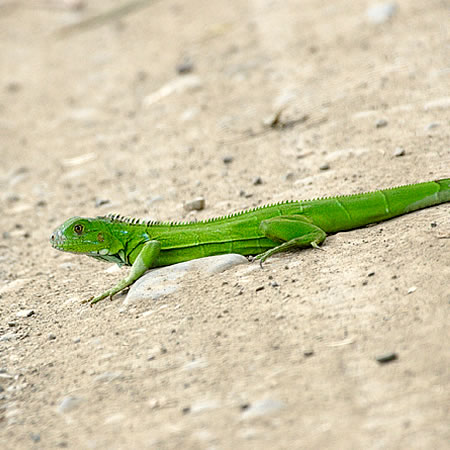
left=50, top=216, right=122, bottom=256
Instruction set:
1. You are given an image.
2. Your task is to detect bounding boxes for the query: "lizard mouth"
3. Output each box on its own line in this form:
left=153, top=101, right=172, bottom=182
left=50, top=229, right=66, bottom=249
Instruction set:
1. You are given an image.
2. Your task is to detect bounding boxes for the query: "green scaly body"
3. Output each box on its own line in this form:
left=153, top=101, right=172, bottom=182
left=51, top=179, right=450, bottom=305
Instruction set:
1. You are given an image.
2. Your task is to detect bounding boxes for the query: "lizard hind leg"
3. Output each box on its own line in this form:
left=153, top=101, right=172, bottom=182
left=255, top=215, right=327, bottom=265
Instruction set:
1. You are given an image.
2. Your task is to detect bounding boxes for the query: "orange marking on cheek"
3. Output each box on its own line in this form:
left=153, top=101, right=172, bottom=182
left=97, top=233, right=104, bottom=242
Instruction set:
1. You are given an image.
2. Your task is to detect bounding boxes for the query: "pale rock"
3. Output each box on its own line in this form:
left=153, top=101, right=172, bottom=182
left=124, top=254, right=248, bottom=304
left=366, top=2, right=397, bottom=24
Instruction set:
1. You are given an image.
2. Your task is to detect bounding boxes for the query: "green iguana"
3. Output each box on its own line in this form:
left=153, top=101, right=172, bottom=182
left=51, top=179, right=450, bottom=305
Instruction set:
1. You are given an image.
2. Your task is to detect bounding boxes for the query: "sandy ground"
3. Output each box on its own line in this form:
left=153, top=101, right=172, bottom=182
left=0, top=0, right=449, bottom=448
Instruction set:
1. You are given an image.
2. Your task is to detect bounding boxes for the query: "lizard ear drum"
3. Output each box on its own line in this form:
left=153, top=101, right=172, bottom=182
left=97, top=233, right=104, bottom=242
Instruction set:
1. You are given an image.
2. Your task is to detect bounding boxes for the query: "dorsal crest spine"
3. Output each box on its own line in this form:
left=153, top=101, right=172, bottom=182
left=100, top=183, right=423, bottom=228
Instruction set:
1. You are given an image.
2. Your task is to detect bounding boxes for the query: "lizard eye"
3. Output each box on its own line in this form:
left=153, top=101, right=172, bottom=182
left=74, top=224, right=84, bottom=235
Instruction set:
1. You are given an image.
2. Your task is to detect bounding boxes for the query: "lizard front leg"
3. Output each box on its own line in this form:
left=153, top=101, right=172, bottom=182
left=255, top=215, right=326, bottom=265
left=84, top=240, right=161, bottom=306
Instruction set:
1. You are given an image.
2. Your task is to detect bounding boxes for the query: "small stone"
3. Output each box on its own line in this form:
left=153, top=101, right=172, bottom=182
left=222, top=155, right=234, bottom=164
left=366, top=2, right=397, bottom=24
left=255, top=286, right=265, bottom=292
left=58, top=396, right=82, bottom=413
left=68, top=108, right=100, bottom=125
left=376, top=119, right=388, bottom=128
left=424, top=97, right=450, bottom=111
left=368, top=271, right=376, bottom=277
left=61, top=153, right=98, bottom=168
left=252, top=176, right=263, bottom=185
left=148, top=398, right=160, bottom=409
left=190, top=399, right=220, bottom=413
left=16, top=309, right=34, bottom=318
left=143, top=75, right=203, bottom=106
left=407, top=286, right=417, bottom=294
left=184, top=197, right=205, bottom=211
left=182, top=406, right=191, bottom=414
left=5, top=193, right=20, bottom=202
left=241, top=398, right=284, bottom=418
left=95, top=198, right=110, bottom=207
left=319, top=162, right=330, bottom=171
left=303, top=349, right=314, bottom=357
left=393, top=147, right=405, bottom=157
left=30, top=433, right=40, bottom=443
left=239, top=190, right=253, bottom=198
left=376, top=352, right=398, bottom=364
left=425, top=122, right=440, bottom=131
left=0, top=332, right=17, bottom=341
left=176, top=58, right=194, bottom=74
left=48, top=333, right=56, bottom=340
left=262, top=110, right=283, bottom=128
left=148, top=195, right=163, bottom=205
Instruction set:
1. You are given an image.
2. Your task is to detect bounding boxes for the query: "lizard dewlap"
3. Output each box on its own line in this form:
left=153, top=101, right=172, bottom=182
left=51, top=178, right=450, bottom=305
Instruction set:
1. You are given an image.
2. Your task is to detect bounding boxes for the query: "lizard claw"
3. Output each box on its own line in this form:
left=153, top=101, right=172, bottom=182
left=81, top=296, right=94, bottom=305
left=311, top=241, right=325, bottom=251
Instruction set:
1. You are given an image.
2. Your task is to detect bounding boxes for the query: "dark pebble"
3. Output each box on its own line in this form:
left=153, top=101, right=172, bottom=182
left=376, top=352, right=398, bottom=364
left=176, top=59, right=194, bottom=74
left=222, top=155, right=234, bottom=164
left=95, top=198, right=110, bottom=207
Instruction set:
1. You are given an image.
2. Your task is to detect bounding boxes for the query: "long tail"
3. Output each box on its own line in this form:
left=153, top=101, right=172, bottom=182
left=357, top=178, right=450, bottom=224
left=312, top=179, right=450, bottom=233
